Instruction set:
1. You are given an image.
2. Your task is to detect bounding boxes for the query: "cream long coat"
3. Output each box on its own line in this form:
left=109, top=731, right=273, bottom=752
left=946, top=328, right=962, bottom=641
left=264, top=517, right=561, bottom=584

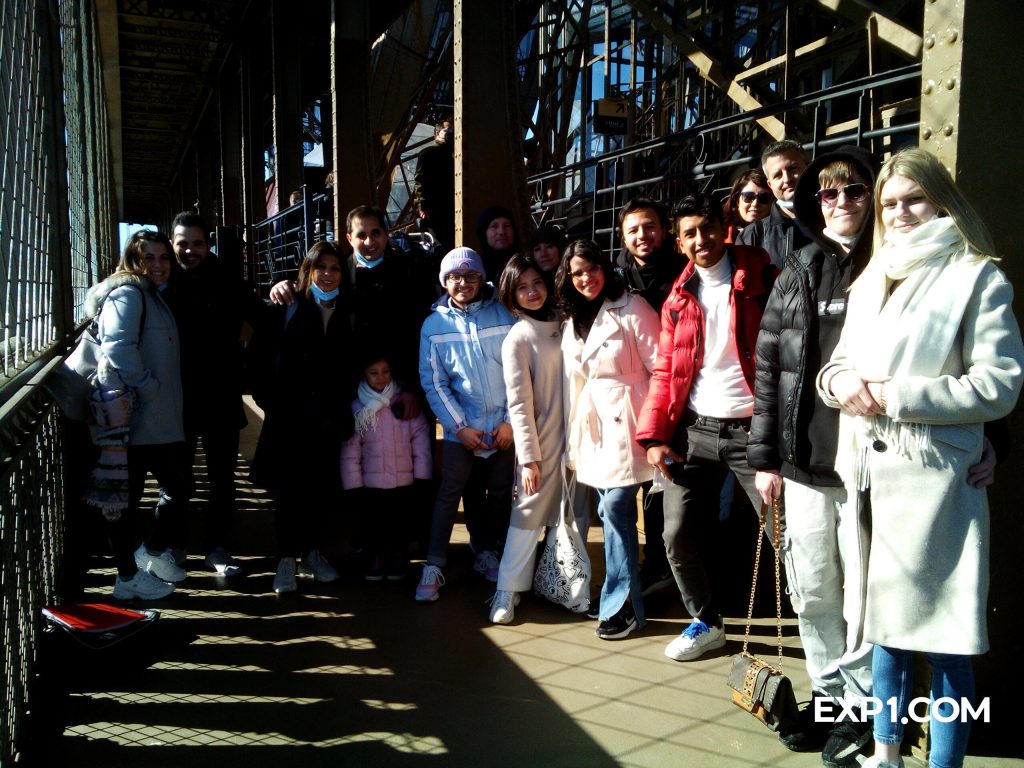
left=502, top=316, right=564, bottom=529
left=562, top=292, right=661, bottom=490
left=819, top=259, right=1024, bottom=655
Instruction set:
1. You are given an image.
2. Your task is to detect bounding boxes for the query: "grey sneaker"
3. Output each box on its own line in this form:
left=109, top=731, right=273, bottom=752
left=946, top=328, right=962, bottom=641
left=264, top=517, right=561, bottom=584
left=273, top=557, right=297, bottom=593
left=488, top=590, right=520, bottom=624
left=205, top=547, right=242, bottom=577
left=113, top=569, right=175, bottom=600
left=300, top=549, right=339, bottom=582
left=135, top=544, right=186, bottom=583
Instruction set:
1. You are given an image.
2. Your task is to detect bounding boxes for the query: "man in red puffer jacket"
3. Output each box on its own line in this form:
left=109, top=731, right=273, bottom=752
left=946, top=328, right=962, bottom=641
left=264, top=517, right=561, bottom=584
left=636, top=192, right=776, bottom=664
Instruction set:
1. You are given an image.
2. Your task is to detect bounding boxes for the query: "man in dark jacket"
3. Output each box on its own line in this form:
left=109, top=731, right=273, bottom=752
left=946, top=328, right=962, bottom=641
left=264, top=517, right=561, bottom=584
left=636, top=194, right=776, bottom=662
left=613, top=197, right=684, bottom=597
left=747, top=147, right=877, bottom=764
left=170, top=212, right=262, bottom=577
left=414, top=119, right=455, bottom=249
left=737, top=140, right=813, bottom=268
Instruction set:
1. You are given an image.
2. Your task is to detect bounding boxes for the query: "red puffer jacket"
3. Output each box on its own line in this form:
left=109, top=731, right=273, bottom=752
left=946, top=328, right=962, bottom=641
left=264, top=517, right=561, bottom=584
left=636, top=245, right=776, bottom=446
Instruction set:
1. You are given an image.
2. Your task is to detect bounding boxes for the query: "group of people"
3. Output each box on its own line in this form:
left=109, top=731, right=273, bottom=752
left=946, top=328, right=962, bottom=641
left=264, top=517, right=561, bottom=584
left=73, top=141, right=1020, bottom=768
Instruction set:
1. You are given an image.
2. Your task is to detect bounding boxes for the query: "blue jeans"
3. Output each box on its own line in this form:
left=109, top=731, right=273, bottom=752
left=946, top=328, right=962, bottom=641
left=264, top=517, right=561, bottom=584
left=595, top=484, right=644, bottom=626
left=872, top=645, right=974, bottom=768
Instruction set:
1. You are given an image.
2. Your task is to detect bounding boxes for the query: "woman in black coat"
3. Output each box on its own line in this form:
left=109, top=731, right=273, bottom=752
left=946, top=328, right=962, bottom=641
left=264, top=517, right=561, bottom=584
left=252, top=241, right=355, bottom=594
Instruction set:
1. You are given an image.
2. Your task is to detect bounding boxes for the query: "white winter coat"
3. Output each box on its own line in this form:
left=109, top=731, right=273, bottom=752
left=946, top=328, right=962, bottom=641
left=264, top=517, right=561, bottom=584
left=502, top=315, right=564, bottom=529
left=819, top=258, right=1024, bottom=654
left=562, top=292, right=660, bottom=490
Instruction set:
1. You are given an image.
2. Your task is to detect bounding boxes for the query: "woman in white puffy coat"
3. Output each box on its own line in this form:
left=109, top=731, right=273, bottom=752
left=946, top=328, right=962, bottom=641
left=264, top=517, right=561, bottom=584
left=558, top=240, right=660, bottom=640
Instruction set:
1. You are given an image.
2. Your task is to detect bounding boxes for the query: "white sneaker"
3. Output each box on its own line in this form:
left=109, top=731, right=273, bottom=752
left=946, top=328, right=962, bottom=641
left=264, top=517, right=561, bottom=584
left=300, top=549, right=339, bottom=582
left=415, top=564, right=445, bottom=602
left=664, top=619, right=726, bottom=661
left=135, top=544, right=186, bottom=583
left=273, top=557, right=297, bottom=593
left=488, top=590, right=520, bottom=624
left=113, top=569, right=175, bottom=600
left=862, top=757, right=903, bottom=768
left=204, top=547, right=242, bottom=577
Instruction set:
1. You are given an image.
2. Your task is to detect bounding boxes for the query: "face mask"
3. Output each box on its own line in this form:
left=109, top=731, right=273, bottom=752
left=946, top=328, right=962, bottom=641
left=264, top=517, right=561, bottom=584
left=311, top=283, right=339, bottom=303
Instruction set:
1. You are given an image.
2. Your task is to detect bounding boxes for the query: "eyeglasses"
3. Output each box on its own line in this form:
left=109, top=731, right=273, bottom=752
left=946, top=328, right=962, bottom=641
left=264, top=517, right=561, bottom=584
left=738, top=191, right=774, bottom=205
left=815, top=183, right=870, bottom=206
left=446, top=271, right=482, bottom=285
left=569, top=264, right=602, bottom=281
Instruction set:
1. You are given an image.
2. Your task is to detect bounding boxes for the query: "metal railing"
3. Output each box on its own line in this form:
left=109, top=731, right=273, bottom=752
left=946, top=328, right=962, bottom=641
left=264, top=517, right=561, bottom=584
left=526, top=64, right=922, bottom=254
left=1, top=0, right=115, bottom=764
left=247, top=186, right=334, bottom=293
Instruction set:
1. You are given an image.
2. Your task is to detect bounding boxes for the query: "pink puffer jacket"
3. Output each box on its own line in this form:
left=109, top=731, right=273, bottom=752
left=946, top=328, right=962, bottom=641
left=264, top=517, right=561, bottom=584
left=341, top=397, right=433, bottom=489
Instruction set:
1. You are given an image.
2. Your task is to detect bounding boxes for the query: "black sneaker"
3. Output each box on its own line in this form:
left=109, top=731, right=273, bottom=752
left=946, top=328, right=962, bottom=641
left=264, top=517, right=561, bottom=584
left=594, top=604, right=639, bottom=640
left=639, top=564, right=674, bottom=597
left=822, top=718, right=872, bottom=767
left=586, top=597, right=600, bottom=620
left=778, top=696, right=833, bottom=753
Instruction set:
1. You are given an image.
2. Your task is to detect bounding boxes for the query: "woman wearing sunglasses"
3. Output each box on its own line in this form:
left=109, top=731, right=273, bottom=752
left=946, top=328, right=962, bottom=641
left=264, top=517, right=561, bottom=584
left=724, top=168, right=772, bottom=242
left=817, top=148, right=1024, bottom=768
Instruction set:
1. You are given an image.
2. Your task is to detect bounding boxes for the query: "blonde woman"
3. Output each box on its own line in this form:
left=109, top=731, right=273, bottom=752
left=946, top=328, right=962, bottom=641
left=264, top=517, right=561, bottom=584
left=818, top=148, right=1024, bottom=768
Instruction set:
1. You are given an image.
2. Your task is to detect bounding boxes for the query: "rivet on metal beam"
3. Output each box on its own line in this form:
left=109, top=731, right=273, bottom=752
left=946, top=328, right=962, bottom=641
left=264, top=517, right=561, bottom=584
left=945, top=29, right=959, bottom=44
left=922, top=127, right=933, bottom=139
left=945, top=78, right=958, bottom=90
left=923, top=80, right=934, bottom=95
left=943, top=123, right=955, bottom=137
left=924, top=35, right=935, bottom=49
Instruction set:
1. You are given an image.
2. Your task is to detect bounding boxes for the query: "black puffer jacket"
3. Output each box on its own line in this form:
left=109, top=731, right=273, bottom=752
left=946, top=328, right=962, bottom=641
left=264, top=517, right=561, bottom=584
left=747, top=146, right=877, bottom=486
left=736, top=200, right=813, bottom=269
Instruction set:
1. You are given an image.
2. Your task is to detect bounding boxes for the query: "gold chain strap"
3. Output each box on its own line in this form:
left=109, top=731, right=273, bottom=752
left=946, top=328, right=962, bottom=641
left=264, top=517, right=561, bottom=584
left=741, top=498, right=785, bottom=671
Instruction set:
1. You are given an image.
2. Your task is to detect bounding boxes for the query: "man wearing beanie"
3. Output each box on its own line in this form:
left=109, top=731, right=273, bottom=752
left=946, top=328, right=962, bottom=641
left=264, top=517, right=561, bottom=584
left=417, top=248, right=516, bottom=602
left=475, top=204, right=522, bottom=280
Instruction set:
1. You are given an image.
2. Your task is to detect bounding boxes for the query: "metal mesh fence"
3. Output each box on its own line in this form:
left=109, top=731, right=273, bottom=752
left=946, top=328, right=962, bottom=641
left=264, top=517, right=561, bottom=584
left=1, top=0, right=114, bottom=764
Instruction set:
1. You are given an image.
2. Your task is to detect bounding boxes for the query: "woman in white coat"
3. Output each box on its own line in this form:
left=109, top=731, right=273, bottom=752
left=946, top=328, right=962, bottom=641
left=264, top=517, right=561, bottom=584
left=557, top=240, right=660, bottom=640
left=817, top=148, right=1024, bottom=768
left=488, top=255, right=565, bottom=624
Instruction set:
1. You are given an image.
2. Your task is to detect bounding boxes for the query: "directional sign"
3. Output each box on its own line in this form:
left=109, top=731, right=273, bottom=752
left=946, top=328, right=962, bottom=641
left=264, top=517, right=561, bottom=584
left=593, top=98, right=629, bottom=135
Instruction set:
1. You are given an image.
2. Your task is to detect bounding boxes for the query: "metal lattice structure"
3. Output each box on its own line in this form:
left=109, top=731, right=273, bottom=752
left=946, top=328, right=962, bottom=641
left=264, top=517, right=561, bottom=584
left=1, top=0, right=116, bottom=764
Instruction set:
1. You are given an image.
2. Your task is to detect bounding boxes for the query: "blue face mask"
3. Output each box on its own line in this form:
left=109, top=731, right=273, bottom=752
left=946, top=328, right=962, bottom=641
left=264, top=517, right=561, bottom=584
left=310, top=283, right=339, bottom=303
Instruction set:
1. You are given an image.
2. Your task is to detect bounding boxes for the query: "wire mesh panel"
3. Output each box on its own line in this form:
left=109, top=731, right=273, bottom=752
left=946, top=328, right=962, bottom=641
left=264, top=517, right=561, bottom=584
left=0, top=0, right=112, bottom=764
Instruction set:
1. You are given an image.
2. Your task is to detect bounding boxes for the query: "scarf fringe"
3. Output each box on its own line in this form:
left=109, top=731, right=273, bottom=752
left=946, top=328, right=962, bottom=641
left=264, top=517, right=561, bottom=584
left=853, top=416, right=931, bottom=490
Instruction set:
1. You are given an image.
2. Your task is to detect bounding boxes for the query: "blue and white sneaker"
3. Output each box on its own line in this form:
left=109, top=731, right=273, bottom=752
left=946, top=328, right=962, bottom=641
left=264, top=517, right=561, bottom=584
left=664, top=619, right=726, bottom=661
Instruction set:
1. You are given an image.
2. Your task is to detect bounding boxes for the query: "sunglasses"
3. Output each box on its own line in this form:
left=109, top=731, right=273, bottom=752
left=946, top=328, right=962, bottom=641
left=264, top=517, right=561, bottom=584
left=815, top=183, right=870, bottom=206
left=738, top=191, right=774, bottom=205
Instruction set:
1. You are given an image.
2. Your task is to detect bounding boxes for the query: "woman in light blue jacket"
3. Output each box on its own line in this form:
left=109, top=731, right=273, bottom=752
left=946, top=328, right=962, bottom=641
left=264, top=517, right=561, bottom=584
left=87, top=230, right=187, bottom=600
left=416, top=248, right=516, bottom=602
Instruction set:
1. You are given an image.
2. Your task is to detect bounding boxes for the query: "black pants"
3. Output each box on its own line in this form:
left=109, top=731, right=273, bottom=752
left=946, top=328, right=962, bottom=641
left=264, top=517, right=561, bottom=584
left=107, top=442, right=188, bottom=577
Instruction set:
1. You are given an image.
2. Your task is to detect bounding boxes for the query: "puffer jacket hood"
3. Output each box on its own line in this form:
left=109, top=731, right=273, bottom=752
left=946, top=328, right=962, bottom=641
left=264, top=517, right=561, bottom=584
left=85, top=272, right=146, bottom=318
left=792, top=145, right=878, bottom=268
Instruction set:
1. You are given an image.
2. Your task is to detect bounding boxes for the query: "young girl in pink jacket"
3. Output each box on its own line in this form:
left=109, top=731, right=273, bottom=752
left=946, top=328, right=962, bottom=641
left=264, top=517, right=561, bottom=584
left=342, top=353, right=433, bottom=581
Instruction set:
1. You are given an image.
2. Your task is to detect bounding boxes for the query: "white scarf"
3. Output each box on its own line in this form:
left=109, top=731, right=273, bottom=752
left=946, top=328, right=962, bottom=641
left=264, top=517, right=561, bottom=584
left=834, top=217, right=988, bottom=488
left=355, top=380, right=396, bottom=435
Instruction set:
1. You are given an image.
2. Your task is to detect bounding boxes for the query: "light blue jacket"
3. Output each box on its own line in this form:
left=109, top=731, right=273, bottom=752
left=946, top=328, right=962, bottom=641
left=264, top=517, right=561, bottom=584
left=419, top=287, right=515, bottom=455
left=88, top=273, right=184, bottom=445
